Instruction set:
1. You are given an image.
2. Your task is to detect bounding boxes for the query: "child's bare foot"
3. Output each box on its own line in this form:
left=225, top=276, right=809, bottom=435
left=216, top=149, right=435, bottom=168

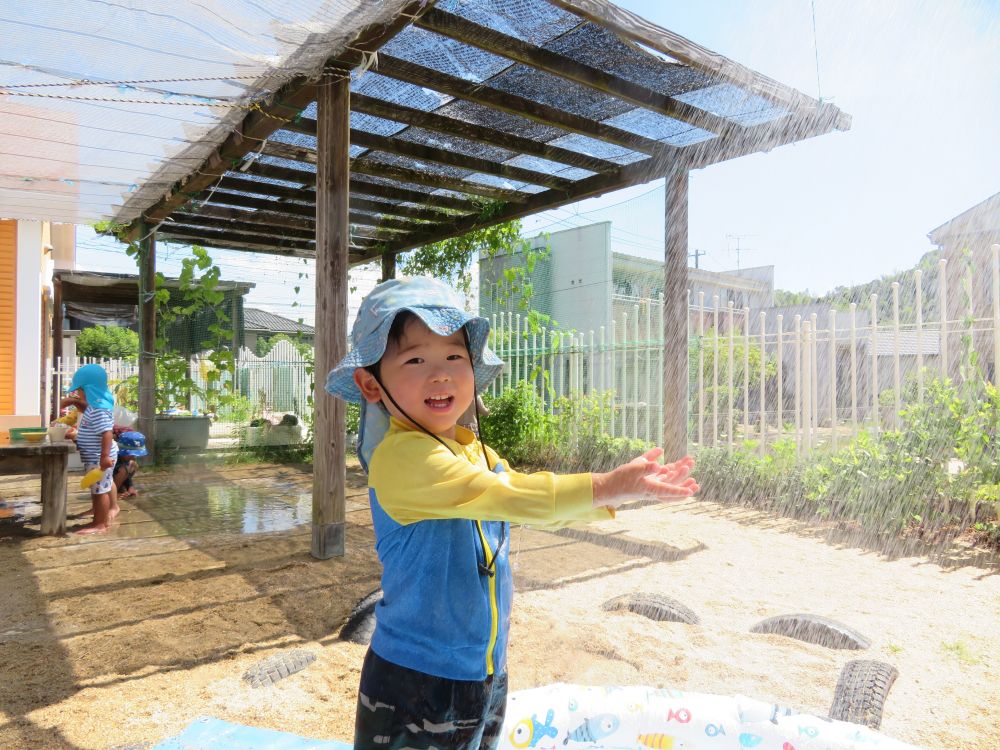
left=109, top=504, right=121, bottom=520
left=121, top=488, right=138, bottom=498
left=74, top=522, right=109, bottom=535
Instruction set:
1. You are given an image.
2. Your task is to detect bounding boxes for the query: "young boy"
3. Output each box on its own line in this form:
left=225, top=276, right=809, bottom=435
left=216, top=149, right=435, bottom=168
left=62, top=364, right=119, bottom=534
left=113, top=431, right=147, bottom=499
left=325, top=277, right=697, bottom=750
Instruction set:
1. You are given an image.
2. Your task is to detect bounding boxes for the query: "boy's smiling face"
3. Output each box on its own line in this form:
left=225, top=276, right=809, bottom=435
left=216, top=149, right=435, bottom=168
left=354, top=316, right=475, bottom=440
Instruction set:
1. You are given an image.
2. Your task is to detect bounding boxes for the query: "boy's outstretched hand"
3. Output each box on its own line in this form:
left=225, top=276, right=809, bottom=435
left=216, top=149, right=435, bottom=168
left=592, top=448, right=698, bottom=509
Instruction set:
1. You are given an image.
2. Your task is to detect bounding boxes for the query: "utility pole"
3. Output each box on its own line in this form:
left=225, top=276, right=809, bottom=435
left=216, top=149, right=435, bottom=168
left=726, top=234, right=757, bottom=270
left=689, top=248, right=705, bottom=268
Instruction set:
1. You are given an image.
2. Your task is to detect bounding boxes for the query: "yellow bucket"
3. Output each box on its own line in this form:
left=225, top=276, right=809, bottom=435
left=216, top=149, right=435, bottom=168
left=80, top=467, right=105, bottom=490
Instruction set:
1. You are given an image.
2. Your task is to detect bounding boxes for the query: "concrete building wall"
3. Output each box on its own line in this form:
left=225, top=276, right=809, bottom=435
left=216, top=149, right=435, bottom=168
left=481, top=222, right=612, bottom=334
left=531, top=222, right=612, bottom=334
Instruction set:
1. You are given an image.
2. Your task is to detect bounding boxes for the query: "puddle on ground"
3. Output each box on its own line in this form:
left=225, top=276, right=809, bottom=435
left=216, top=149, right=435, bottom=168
left=134, top=482, right=314, bottom=538
left=1, top=476, right=317, bottom=539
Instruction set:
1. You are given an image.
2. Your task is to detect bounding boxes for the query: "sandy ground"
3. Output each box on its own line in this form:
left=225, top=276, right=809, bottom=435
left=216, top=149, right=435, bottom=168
left=0, top=459, right=997, bottom=750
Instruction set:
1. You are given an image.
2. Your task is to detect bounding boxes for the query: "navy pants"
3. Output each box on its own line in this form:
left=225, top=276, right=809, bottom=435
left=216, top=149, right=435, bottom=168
left=353, top=649, right=508, bottom=750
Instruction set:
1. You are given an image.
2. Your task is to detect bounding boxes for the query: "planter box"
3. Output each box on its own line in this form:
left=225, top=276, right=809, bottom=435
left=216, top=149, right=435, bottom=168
left=154, top=415, right=211, bottom=450
left=239, top=424, right=303, bottom=447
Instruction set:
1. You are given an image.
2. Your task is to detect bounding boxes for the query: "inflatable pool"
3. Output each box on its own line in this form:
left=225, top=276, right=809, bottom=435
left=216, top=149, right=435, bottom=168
left=498, top=684, right=920, bottom=750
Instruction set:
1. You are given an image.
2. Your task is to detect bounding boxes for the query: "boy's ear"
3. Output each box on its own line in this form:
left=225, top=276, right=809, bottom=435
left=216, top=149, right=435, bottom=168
left=353, top=368, right=383, bottom=404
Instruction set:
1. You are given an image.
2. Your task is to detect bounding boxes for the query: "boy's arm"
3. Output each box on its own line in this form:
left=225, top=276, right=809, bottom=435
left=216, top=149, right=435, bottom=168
left=371, top=433, right=610, bottom=526
left=60, top=395, right=85, bottom=410
left=100, top=431, right=115, bottom=469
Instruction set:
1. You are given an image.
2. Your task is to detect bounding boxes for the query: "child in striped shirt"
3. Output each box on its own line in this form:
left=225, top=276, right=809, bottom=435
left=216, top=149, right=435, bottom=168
left=62, top=364, right=119, bottom=534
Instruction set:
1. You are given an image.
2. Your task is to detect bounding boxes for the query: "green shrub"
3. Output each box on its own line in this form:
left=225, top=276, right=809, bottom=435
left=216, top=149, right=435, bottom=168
left=481, top=385, right=653, bottom=471
left=77, top=325, right=139, bottom=359
left=695, top=438, right=804, bottom=514
left=345, top=401, right=360, bottom=435
left=481, top=382, right=549, bottom=466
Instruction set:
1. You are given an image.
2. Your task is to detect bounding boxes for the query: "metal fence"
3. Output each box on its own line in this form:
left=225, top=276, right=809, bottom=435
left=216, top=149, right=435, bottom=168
left=490, top=248, right=1000, bottom=454
left=52, top=339, right=312, bottom=442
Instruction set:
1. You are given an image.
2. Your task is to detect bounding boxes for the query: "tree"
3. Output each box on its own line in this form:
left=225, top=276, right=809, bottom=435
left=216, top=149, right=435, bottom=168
left=399, top=212, right=554, bottom=334
left=398, top=207, right=524, bottom=297
left=255, top=333, right=312, bottom=358
left=76, top=325, right=139, bottom=359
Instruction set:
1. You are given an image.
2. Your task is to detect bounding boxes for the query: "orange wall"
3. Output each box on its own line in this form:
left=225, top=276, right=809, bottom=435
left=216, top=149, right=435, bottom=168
left=0, top=220, right=15, bottom=415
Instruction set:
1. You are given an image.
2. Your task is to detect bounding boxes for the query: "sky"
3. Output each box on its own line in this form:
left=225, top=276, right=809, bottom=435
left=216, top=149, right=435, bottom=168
left=521, top=0, right=1000, bottom=293
left=75, top=0, right=1000, bottom=325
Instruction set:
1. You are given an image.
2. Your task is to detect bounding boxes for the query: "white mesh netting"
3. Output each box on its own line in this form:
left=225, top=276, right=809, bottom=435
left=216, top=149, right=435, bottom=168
left=0, top=0, right=416, bottom=223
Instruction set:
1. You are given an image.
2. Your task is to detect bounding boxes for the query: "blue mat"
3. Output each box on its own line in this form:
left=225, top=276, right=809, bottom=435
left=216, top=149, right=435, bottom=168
left=151, top=717, right=352, bottom=750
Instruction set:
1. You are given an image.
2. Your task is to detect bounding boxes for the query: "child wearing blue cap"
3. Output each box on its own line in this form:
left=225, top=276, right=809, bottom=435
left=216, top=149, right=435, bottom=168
left=326, top=276, right=697, bottom=750
left=62, top=363, right=119, bottom=534
left=114, top=431, right=147, bottom=499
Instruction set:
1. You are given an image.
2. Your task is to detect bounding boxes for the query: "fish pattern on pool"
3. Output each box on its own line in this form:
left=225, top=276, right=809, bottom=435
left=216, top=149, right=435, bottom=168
left=498, top=684, right=920, bottom=750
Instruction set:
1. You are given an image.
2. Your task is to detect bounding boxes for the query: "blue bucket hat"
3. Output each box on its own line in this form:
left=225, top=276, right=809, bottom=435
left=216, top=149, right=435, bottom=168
left=69, top=363, right=115, bottom=410
left=116, top=431, right=148, bottom=457
left=325, top=276, right=504, bottom=471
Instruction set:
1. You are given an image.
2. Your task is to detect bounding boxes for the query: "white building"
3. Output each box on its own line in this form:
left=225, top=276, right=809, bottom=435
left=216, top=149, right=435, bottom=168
left=479, top=221, right=774, bottom=338
left=0, top=220, right=76, bottom=430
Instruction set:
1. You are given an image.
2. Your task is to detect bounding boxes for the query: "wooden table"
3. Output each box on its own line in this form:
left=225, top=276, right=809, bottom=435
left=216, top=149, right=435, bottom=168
left=0, top=439, right=73, bottom=535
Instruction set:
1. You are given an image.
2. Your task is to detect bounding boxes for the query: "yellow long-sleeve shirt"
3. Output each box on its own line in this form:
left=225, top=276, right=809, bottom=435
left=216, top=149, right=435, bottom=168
left=368, top=418, right=612, bottom=526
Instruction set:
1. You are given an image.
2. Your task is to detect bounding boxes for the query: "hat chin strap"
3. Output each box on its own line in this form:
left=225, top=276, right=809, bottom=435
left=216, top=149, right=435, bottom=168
left=370, top=344, right=503, bottom=578
left=370, top=329, right=489, bottom=466
left=371, top=369, right=454, bottom=456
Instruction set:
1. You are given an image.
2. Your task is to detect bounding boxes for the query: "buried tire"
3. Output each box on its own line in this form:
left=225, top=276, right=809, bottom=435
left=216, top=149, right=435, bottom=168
left=749, top=613, right=871, bottom=650
left=828, top=659, right=899, bottom=729
left=339, top=588, right=383, bottom=644
left=242, top=649, right=317, bottom=688
left=601, top=593, right=700, bottom=625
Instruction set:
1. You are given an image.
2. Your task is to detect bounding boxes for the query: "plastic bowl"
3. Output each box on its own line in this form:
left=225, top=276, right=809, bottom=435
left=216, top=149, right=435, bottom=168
left=9, top=427, right=48, bottom=441
left=23, top=432, right=46, bottom=443
left=47, top=424, right=71, bottom=442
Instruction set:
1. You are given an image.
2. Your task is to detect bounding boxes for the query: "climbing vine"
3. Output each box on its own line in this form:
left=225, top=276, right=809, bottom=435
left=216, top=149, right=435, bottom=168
left=94, top=222, right=238, bottom=413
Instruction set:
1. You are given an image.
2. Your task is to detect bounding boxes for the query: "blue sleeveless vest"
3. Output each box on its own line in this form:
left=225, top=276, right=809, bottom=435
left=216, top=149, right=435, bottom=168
left=367, top=465, right=512, bottom=682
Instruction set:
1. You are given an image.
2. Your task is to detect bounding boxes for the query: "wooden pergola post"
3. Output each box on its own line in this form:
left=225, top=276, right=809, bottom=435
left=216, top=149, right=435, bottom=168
left=380, top=251, right=396, bottom=282
left=51, top=276, right=63, bottom=421
left=312, top=69, right=350, bottom=559
left=662, top=166, right=689, bottom=461
left=138, top=227, right=157, bottom=460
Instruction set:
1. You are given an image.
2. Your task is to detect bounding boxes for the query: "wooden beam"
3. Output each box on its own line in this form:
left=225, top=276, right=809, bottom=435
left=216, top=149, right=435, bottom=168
left=346, top=177, right=476, bottom=212
left=352, top=156, right=531, bottom=204
left=419, top=8, right=736, bottom=137
left=173, top=209, right=314, bottom=235
left=351, top=131, right=573, bottom=190
left=363, top=103, right=848, bottom=261
left=273, top=123, right=572, bottom=190
left=545, top=0, right=851, bottom=131
left=242, top=160, right=479, bottom=212
left=202, top=186, right=443, bottom=227
left=138, top=229, right=156, bottom=461
left=312, top=70, right=349, bottom=560
left=130, top=0, right=434, bottom=234
left=349, top=93, right=618, bottom=174
left=662, top=167, right=688, bottom=461
left=369, top=151, right=665, bottom=259
left=350, top=195, right=458, bottom=223
left=258, top=139, right=533, bottom=203
left=684, top=108, right=845, bottom=171
left=173, top=209, right=407, bottom=243
left=159, top=225, right=315, bottom=254
left=372, top=53, right=674, bottom=157
left=170, top=211, right=315, bottom=243
left=209, top=175, right=312, bottom=203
